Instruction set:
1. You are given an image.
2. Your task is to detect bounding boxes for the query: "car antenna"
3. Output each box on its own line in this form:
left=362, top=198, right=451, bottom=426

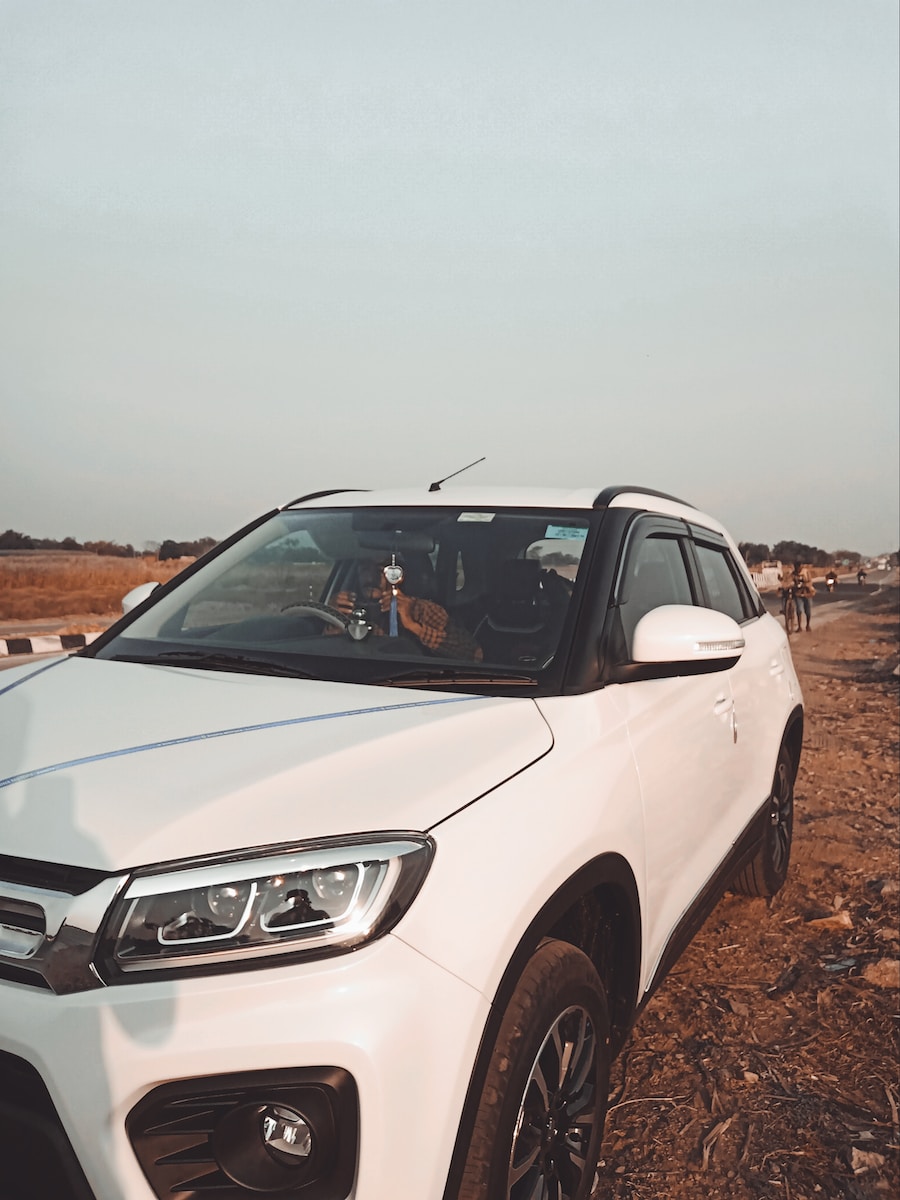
left=428, top=456, right=486, bottom=493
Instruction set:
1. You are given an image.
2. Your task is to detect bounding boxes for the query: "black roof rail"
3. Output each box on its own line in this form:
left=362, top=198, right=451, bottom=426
left=282, top=489, right=369, bottom=508
left=593, top=485, right=694, bottom=510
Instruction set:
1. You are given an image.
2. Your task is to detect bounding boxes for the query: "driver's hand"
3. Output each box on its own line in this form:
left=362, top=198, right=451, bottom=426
left=393, top=592, right=414, bottom=624
left=377, top=587, right=411, bottom=619
left=333, top=591, right=357, bottom=616
left=388, top=591, right=425, bottom=639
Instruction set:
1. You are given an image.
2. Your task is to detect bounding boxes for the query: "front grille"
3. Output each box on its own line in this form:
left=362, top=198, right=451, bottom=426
left=0, top=896, right=46, bottom=960
left=0, top=858, right=124, bottom=993
left=0, top=1050, right=97, bottom=1200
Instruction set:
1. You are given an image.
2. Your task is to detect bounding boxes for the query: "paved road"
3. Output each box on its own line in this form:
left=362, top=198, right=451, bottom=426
left=760, top=571, right=890, bottom=631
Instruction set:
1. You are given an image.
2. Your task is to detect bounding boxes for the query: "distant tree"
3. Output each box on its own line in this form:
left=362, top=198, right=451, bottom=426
left=83, top=540, right=135, bottom=557
left=143, top=540, right=161, bottom=558
left=158, top=539, right=184, bottom=561
left=158, top=537, right=217, bottom=560
left=832, top=548, right=862, bottom=568
left=32, top=535, right=84, bottom=551
left=187, top=537, right=217, bottom=558
left=0, top=529, right=34, bottom=550
left=738, top=541, right=770, bottom=566
left=772, top=540, right=830, bottom=568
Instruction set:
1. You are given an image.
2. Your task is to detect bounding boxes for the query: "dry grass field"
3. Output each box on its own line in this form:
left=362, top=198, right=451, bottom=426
left=0, top=552, right=189, bottom=624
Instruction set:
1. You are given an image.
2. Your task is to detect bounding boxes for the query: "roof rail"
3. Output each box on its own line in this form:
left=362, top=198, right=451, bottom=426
left=282, top=489, right=368, bottom=508
left=593, top=485, right=694, bottom=509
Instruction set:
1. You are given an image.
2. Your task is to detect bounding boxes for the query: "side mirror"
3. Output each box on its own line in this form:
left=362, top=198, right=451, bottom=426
left=122, top=581, right=160, bottom=614
left=613, top=604, right=744, bottom=681
left=633, top=604, right=745, bottom=664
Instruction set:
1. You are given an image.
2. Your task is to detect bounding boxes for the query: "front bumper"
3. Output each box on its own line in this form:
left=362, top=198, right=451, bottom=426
left=0, top=934, right=488, bottom=1200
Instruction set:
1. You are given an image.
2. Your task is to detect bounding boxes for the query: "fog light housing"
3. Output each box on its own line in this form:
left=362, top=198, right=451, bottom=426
left=128, top=1068, right=357, bottom=1199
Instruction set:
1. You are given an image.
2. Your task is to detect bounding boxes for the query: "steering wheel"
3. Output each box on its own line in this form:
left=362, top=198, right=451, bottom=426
left=280, top=602, right=348, bottom=631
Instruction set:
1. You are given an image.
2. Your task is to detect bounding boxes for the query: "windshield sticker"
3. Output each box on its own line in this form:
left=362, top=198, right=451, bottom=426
left=457, top=512, right=495, bottom=523
left=544, top=525, right=588, bottom=540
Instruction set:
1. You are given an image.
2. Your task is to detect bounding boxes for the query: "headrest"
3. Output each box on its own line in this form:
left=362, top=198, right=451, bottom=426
left=487, top=559, right=545, bottom=633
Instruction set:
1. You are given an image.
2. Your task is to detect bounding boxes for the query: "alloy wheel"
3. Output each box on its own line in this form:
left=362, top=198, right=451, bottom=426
left=507, top=1004, right=599, bottom=1200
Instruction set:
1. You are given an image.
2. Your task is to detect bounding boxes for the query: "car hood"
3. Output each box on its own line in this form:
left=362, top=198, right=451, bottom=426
left=0, top=657, right=552, bottom=871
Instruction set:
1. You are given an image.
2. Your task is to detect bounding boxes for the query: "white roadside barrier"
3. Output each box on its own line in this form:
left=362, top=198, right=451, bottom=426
left=750, top=566, right=783, bottom=590
left=0, top=631, right=102, bottom=657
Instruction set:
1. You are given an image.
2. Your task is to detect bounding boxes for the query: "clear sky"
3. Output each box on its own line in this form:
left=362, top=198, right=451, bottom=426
left=1, top=1, right=897, bottom=555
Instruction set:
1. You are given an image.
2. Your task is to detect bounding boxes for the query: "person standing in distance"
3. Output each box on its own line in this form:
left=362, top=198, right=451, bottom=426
left=793, top=561, right=815, bottom=632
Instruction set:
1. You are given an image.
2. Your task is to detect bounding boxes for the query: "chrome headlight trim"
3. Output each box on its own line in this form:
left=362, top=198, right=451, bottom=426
left=97, top=833, right=434, bottom=984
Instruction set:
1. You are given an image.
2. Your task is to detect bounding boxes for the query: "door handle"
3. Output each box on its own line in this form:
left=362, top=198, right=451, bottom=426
left=713, top=695, right=738, bottom=742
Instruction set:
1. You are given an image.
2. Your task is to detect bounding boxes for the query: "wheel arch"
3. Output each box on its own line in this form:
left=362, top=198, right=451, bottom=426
left=784, top=704, right=804, bottom=777
left=441, top=852, right=641, bottom=1200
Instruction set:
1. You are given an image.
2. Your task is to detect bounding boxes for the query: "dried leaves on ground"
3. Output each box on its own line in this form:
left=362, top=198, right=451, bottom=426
left=594, top=583, right=900, bottom=1200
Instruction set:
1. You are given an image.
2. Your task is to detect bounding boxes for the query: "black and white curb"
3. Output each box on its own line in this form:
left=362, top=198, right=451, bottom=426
left=0, top=632, right=102, bottom=657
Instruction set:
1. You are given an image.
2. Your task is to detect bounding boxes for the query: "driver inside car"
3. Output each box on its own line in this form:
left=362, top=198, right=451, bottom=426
left=333, top=558, right=483, bottom=661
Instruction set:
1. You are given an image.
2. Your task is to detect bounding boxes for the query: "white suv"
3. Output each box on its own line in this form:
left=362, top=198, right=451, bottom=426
left=0, top=485, right=802, bottom=1200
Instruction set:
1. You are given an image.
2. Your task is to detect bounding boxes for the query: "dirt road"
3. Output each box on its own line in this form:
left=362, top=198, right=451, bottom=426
left=593, top=580, right=899, bottom=1199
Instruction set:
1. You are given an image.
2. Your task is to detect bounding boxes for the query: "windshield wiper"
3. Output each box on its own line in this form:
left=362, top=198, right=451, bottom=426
left=109, top=651, right=314, bottom=680
left=368, top=668, right=539, bottom=688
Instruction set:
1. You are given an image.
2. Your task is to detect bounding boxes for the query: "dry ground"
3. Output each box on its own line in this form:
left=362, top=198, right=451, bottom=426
left=593, top=584, right=900, bottom=1199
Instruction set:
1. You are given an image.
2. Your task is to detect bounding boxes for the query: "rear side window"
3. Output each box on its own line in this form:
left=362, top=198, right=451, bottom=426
left=694, top=544, right=748, bottom=623
left=620, top=534, right=693, bottom=652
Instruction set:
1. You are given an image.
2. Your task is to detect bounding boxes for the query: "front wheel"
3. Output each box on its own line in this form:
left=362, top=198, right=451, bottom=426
left=782, top=596, right=796, bottom=636
left=457, top=939, right=610, bottom=1200
left=733, top=742, right=795, bottom=897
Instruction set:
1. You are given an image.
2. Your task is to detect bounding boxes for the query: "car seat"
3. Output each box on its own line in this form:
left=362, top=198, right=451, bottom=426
left=477, top=559, right=566, bottom=667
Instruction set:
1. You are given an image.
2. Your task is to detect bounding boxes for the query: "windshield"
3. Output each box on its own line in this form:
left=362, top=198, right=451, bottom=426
left=93, top=506, right=593, bottom=690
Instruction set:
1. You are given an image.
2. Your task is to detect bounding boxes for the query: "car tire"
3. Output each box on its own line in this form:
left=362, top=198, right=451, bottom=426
left=733, top=742, right=795, bottom=898
left=457, top=938, right=610, bottom=1200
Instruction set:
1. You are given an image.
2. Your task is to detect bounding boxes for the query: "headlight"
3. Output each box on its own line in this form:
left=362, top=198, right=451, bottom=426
left=98, top=834, right=433, bottom=981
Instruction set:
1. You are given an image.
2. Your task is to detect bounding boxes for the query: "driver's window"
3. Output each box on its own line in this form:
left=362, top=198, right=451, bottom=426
left=620, top=535, right=693, bottom=654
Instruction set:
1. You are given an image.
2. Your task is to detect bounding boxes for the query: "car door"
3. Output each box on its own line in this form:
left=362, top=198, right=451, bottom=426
left=606, top=520, right=740, bottom=982
left=690, top=533, right=797, bottom=825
